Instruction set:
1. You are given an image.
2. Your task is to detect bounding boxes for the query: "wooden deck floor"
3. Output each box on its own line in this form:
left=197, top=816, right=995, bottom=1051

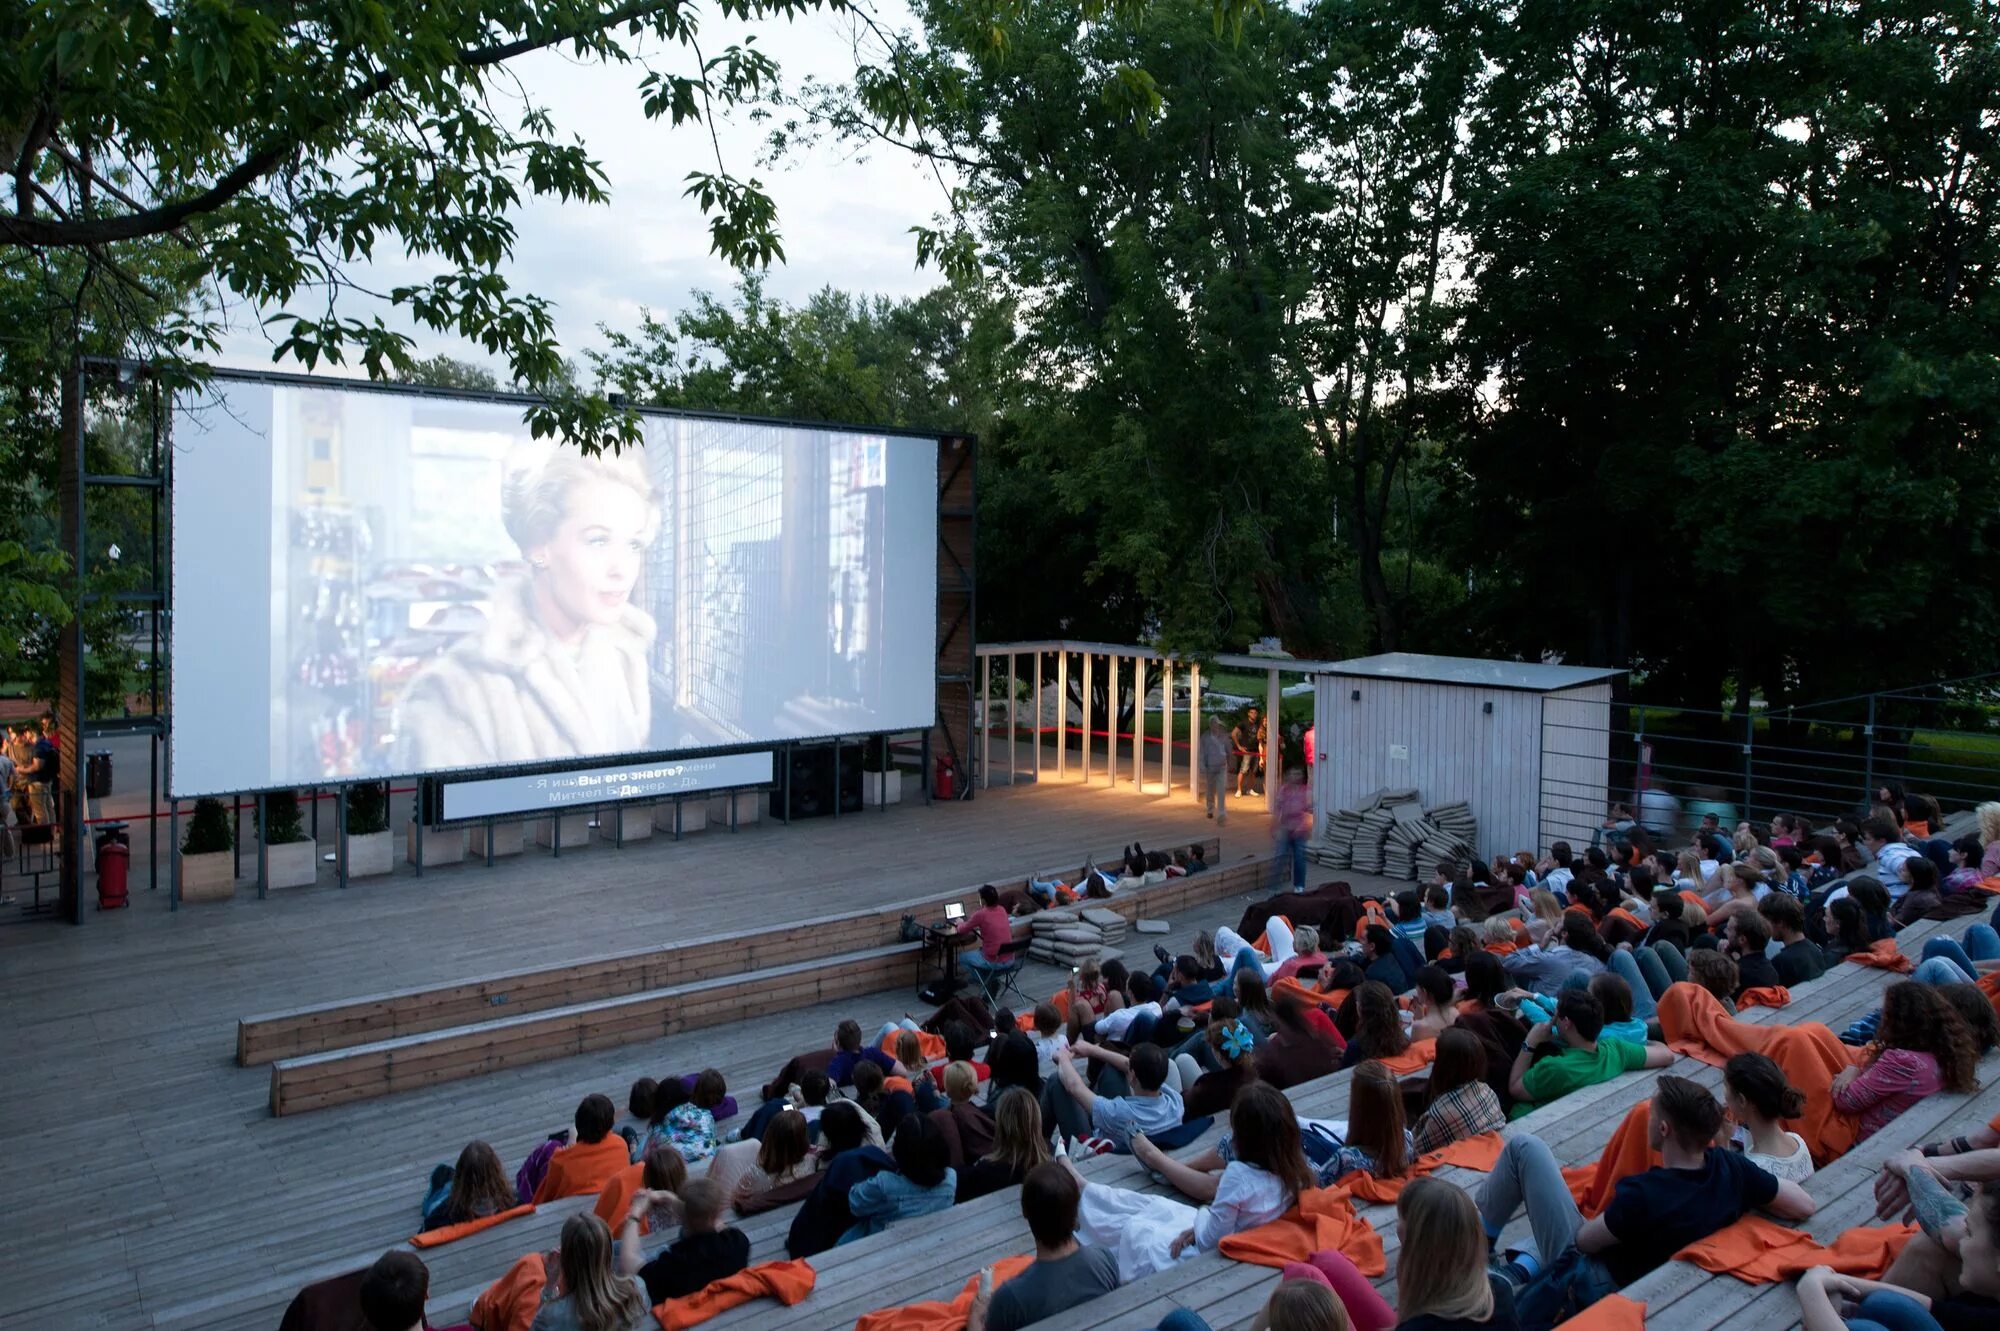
left=0, top=779, right=1292, bottom=1330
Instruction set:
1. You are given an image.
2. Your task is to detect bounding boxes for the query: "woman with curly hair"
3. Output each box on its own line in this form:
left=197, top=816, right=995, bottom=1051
left=1337, top=981, right=1411, bottom=1070
left=1832, top=982, right=1980, bottom=1141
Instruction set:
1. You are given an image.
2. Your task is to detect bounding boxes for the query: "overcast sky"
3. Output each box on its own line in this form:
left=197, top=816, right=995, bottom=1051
left=211, top=7, right=947, bottom=378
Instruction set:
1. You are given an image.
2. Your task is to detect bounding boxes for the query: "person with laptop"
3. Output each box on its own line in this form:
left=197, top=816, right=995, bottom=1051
left=956, top=885, right=1016, bottom=989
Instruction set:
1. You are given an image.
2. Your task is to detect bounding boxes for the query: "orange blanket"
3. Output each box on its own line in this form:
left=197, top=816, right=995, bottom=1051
left=1679, top=890, right=1709, bottom=915
left=881, top=1030, right=949, bottom=1061
left=1981, top=972, right=2000, bottom=1021
left=533, top=1133, right=635, bottom=1204
left=1606, top=907, right=1646, bottom=935
left=1655, top=981, right=1864, bottom=1165
left=1845, top=938, right=1913, bottom=973
left=1672, top=1216, right=1916, bottom=1284
left=655, top=1258, right=817, bottom=1330
left=1271, top=977, right=1343, bottom=1011
left=1559, top=1101, right=1659, bottom=1218
left=1737, top=985, right=1792, bottom=1010
left=1552, top=1293, right=1646, bottom=1331
left=470, top=1252, right=546, bottom=1331
left=1218, top=1187, right=1386, bottom=1275
left=1339, top=1131, right=1506, bottom=1203
left=594, top=1162, right=648, bottom=1235
left=1375, top=1038, right=1437, bottom=1076
left=1971, top=875, right=2000, bottom=896
left=853, top=1253, right=1033, bottom=1331
left=1252, top=915, right=1293, bottom=954
left=411, top=1202, right=535, bottom=1248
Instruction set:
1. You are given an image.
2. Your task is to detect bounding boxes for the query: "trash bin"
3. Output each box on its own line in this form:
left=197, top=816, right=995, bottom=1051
left=95, top=822, right=130, bottom=910
left=86, top=750, right=113, bottom=800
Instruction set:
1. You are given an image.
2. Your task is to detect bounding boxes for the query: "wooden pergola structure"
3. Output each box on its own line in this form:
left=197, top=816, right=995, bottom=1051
left=972, top=641, right=1346, bottom=813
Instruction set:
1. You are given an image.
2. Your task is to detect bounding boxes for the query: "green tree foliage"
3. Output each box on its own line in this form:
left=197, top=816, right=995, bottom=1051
left=1448, top=0, right=2000, bottom=702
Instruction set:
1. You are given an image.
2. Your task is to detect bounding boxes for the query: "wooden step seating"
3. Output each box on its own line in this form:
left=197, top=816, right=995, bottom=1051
left=662, top=916, right=1983, bottom=1331
left=262, top=837, right=1264, bottom=1116
left=240, top=835, right=1229, bottom=1065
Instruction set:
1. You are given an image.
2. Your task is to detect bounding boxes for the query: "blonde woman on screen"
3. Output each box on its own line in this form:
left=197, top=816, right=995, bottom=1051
left=397, top=445, right=659, bottom=772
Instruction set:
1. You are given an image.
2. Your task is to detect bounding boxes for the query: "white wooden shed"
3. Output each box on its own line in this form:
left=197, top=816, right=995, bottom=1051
left=1313, top=653, right=1624, bottom=864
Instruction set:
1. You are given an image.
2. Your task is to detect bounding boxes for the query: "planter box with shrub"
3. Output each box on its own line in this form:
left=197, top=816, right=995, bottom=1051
left=260, top=790, right=318, bottom=890
left=344, top=783, right=393, bottom=878
left=180, top=797, right=236, bottom=902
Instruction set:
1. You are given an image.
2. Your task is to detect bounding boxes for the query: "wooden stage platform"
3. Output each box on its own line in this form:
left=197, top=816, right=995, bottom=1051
left=0, top=780, right=1294, bottom=1330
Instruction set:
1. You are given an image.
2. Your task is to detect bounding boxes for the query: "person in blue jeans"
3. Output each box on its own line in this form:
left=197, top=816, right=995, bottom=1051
left=1151, top=1311, right=1212, bottom=1331
left=1477, top=1077, right=1815, bottom=1331
left=1920, top=924, right=2000, bottom=979
left=1796, top=1269, right=1953, bottom=1331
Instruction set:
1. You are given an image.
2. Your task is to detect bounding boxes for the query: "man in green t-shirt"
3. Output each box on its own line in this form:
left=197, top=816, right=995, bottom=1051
left=1508, top=988, right=1676, bottom=1119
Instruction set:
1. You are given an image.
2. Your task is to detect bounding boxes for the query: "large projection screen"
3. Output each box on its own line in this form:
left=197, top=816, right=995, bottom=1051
left=169, top=373, right=939, bottom=797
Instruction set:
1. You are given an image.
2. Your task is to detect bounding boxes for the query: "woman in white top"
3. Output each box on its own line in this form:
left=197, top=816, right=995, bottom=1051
left=1724, top=1052, right=1816, bottom=1183
left=1072, top=1083, right=1313, bottom=1281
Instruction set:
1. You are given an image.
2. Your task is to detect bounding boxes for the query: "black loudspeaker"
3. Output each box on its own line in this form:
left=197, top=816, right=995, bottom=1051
left=784, top=743, right=869, bottom=819
left=785, top=749, right=830, bottom=820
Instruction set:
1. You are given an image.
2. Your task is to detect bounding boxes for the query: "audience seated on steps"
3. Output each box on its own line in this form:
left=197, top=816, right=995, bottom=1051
left=615, top=1077, right=656, bottom=1153
left=980, top=1029, right=1041, bottom=1112
left=842, top=1111, right=956, bottom=1243
left=529, top=1094, right=637, bottom=1205
left=1504, top=988, right=1675, bottom=1120
left=1831, top=982, right=1982, bottom=1142
left=1411, top=1028, right=1507, bottom=1156
left=422, top=1139, right=519, bottom=1233
left=1762, top=893, right=1831, bottom=987
left=1179, top=1013, right=1262, bottom=1119
left=1043, top=1038, right=1183, bottom=1153
left=707, top=1108, right=811, bottom=1215
left=280, top=1249, right=429, bottom=1331
left=532, top=1213, right=650, bottom=1331
left=828, top=1018, right=897, bottom=1088
left=786, top=1101, right=891, bottom=1259
left=739, top=1068, right=833, bottom=1145
left=1802, top=1168, right=2000, bottom=1331
left=957, top=1086, right=1052, bottom=1203
left=930, top=1060, right=997, bottom=1169
left=1339, top=982, right=1413, bottom=1071
left=1502, top=915, right=1610, bottom=997
left=965, top=1161, right=1122, bottom=1331
left=1072, top=1081, right=1317, bottom=1281
left=1478, top=1075, right=1816, bottom=1331
left=1259, top=995, right=1345, bottom=1090
left=1723, top=1052, right=1817, bottom=1183
left=615, top=1176, right=749, bottom=1306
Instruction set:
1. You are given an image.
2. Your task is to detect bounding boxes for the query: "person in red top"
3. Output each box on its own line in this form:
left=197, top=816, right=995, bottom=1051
left=956, top=885, right=1015, bottom=988
left=534, top=1093, right=635, bottom=1203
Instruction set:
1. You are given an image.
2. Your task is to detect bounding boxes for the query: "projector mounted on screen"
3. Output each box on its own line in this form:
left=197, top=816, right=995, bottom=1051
left=168, top=372, right=939, bottom=797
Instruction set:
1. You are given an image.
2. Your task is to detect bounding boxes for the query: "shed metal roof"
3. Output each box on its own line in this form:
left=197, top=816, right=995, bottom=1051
left=1322, top=652, right=1623, bottom=693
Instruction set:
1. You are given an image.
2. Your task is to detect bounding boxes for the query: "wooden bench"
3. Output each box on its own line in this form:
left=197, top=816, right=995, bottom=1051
left=239, top=834, right=1226, bottom=1066
left=268, top=944, right=922, bottom=1115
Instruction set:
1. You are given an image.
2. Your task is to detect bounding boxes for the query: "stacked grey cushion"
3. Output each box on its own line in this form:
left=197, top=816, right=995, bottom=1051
left=1027, top=907, right=1122, bottom=967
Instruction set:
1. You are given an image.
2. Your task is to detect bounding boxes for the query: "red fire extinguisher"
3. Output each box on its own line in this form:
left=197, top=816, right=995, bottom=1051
left=934, top=755, right=957, bottom=801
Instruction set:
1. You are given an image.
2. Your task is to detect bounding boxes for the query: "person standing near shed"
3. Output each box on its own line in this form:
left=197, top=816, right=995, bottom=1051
left=1273, top=768, right=1313, bottom=893
left=1198, top=718, right=1231, bottom=824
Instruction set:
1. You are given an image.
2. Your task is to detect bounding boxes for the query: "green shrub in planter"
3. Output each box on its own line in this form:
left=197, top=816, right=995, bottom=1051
left=260, top=790, right=309, bottom=844
left=181, top=797, right=233, bottom=854
left=345, top=782, right=389, bottom=835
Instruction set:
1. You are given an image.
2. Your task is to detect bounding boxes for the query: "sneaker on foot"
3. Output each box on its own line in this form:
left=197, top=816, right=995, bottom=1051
left=1153, top=943, right=1172, bottom=966
left=1074, top=1136, right=1115, bottom=1157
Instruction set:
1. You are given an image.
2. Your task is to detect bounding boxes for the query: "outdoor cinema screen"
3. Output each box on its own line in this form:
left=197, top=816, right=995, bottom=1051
left=169, top=373, right=940, bottom=798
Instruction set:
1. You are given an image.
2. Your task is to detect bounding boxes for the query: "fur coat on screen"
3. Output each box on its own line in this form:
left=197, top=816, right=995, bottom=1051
left=396, top=575, right=654, bottom=773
